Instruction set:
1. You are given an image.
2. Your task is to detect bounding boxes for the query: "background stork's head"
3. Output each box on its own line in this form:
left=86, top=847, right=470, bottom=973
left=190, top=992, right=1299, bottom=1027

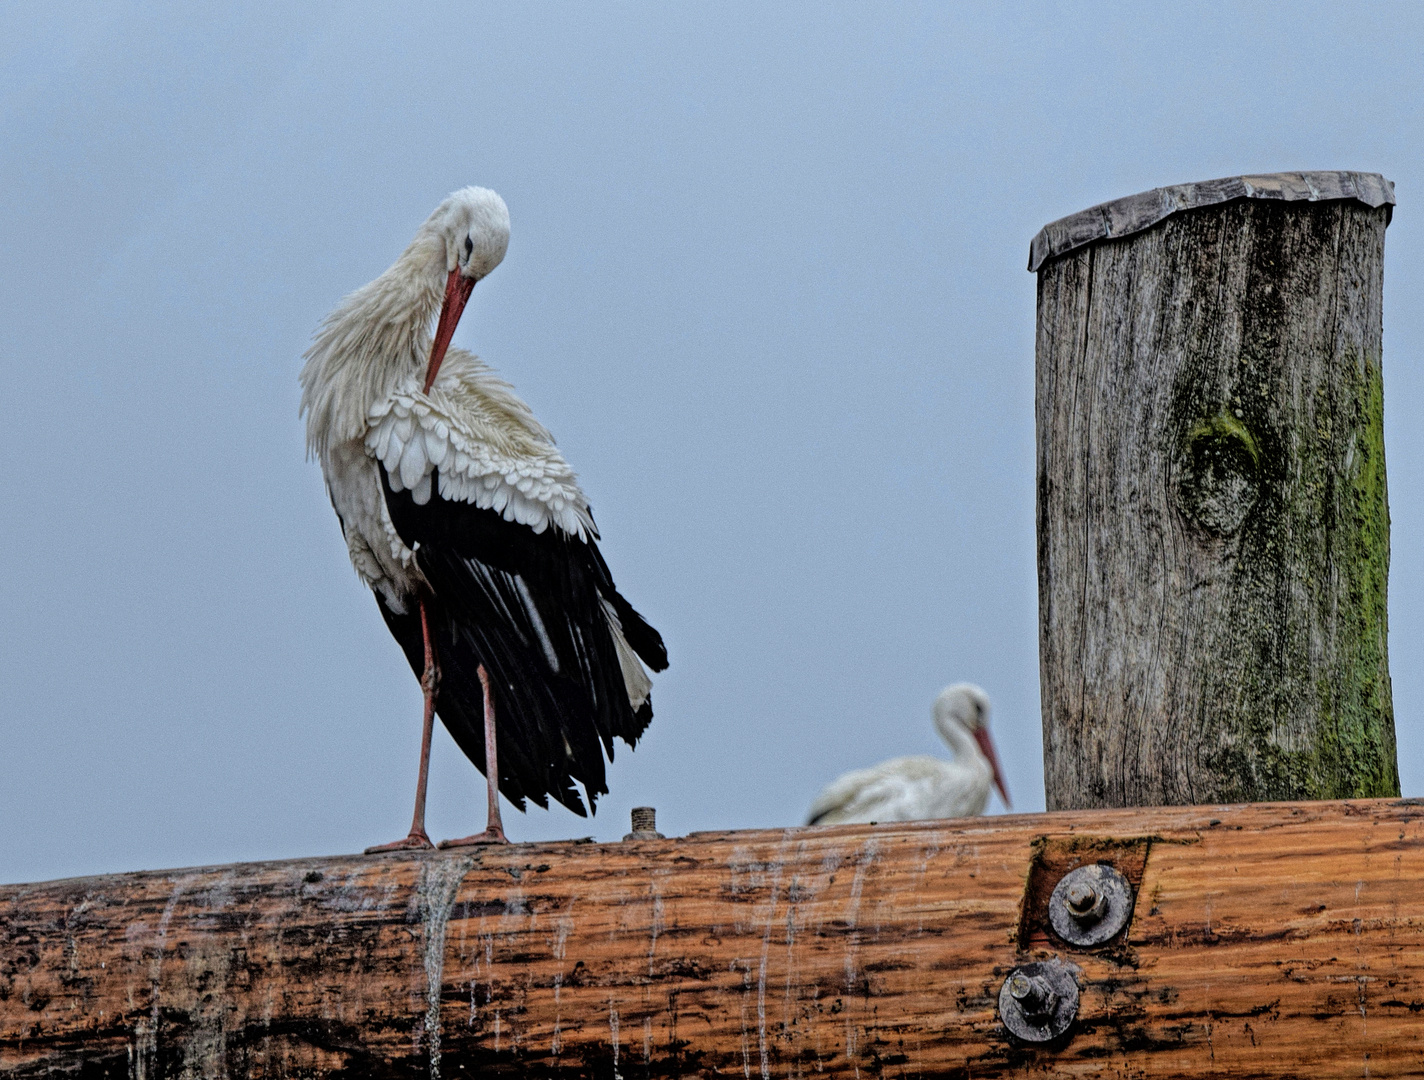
left=420, top=187, right=510, bottom=392
left=427, top=186, right=510, bottom=281
left=933, top=683, right=1011, bottom=807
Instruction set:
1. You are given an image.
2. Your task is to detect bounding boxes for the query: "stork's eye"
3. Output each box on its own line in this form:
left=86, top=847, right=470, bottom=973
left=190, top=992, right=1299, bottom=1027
left=464, top=236, right=474, bottom=256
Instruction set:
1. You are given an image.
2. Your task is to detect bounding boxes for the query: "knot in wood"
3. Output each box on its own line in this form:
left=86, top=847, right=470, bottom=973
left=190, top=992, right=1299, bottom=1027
left=1173, top=411, right=1261, bottom=537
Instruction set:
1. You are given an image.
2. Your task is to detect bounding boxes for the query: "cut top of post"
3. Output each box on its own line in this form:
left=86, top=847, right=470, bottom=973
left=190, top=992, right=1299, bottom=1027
left=1027, top=171, right=1395, bottom=272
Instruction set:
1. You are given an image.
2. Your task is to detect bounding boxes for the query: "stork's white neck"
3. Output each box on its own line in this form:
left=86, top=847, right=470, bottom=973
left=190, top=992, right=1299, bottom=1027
left=299, top=229, right=447, bottom=460
left=935, top=716, right=982, bottom=766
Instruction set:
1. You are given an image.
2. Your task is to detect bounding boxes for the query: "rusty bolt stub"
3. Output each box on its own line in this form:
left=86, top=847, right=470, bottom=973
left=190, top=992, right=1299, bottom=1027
left=623, top=806, right=665, bottom=841
left=1064, top=879, right=1106, bottom=921
left=1049, top=863, right=1134, bottom=947
left=998, top=960, right=1079, bottom=1042
left=1007, top=972, right=1056, bottom=1018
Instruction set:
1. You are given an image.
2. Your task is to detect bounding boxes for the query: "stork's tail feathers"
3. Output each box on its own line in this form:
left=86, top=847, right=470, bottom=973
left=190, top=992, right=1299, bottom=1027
left=590, top=545, right=668, bottom=673
left=377, top=473, right=667, bottom=819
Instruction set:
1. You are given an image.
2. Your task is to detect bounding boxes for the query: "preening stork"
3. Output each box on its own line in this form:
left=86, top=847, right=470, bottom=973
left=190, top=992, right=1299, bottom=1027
left=300, top=187, right=667, bottom=850
left=806, top=684, right=1009, bottom=825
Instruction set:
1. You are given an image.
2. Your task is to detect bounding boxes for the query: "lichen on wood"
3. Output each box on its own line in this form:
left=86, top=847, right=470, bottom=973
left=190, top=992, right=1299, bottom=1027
left=1036, top=184, right=1398, bottom=810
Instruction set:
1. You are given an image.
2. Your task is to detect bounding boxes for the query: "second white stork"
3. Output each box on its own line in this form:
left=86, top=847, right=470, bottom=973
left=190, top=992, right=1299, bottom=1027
left=300, top=187, right=667, bottom=850
left=806, top=684, right=1009, bottom=825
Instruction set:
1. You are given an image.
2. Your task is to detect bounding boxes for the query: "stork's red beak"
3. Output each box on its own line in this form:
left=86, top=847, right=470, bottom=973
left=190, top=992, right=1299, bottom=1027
left=423, top=269, right=476, bottom=394
left=973, top=727, right=1011, bottom=809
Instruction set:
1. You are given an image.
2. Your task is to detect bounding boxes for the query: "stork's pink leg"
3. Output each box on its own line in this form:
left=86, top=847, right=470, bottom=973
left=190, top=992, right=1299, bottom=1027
left=438, top=664, right=508, bottom=847
left=365, top=599, right=438, bottom=853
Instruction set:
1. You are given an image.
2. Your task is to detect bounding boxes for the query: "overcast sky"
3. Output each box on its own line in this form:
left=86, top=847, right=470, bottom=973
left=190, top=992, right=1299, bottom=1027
left=3, top=3, right=1422, bottom=885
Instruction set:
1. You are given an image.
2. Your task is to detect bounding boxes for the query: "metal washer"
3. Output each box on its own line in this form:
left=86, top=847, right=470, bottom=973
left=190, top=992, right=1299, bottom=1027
left=997, top=959, right=1079, bottom=1042
left=1048, top=863, right=1135, bottom=947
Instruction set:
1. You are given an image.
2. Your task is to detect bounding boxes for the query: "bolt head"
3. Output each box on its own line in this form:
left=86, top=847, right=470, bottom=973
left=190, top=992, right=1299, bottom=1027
left=1048, top=863, right=1134, bottom=946
left=998, top=962, right=1077, bottom=1040
left=1006, top=972, right=1055, bottom=1017
left=1066, top=881, right=1099, bottom=914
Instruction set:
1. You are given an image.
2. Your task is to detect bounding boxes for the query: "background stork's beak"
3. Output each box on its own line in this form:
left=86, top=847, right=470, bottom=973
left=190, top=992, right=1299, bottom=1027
left=423, top=269, right=476, bottom=393
left=973, top=727, right=1011, bottom=809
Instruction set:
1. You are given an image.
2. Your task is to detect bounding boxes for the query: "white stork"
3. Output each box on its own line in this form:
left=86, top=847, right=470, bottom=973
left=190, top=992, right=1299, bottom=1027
left=300, top=187, right=667, bottom=850
left=806, top=684, right=1009, bottom=825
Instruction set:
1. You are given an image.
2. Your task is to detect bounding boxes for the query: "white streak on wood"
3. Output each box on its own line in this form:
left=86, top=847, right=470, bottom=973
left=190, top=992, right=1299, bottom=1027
left=609, top=999, right=622, bottom=1080
left=646, top=872, right=667, bottom=976
left=755, top=835, right=793, bottom=1080
left=731, top=959, right=753, bottom=1078
left=415, top=856, right=474, bottom=1080
left=551, top=906, right=574, bottom=1054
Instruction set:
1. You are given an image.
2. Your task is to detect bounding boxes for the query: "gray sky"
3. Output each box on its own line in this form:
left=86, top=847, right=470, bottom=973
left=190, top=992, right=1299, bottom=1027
left=3, top=3, right=1422, bottom=885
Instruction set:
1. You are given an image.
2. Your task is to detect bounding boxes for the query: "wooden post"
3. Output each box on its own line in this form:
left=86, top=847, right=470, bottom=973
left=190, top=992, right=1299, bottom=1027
left=1032, top=172, right=1399, bottom=811
left=6, top=801, right=1424, bottom=1078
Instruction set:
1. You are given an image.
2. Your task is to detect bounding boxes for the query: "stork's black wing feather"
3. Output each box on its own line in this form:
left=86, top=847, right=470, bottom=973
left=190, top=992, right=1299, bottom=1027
left=378, top=465, right=666, bottom=817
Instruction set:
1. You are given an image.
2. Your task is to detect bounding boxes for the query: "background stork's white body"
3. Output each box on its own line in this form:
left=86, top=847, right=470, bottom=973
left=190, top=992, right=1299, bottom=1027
left=806, top=684, right=1008, bottom=825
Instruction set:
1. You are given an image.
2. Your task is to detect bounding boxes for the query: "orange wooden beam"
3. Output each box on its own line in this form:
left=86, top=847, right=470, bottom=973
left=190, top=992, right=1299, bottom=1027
left=4, top=798, right=1424, bottom=1077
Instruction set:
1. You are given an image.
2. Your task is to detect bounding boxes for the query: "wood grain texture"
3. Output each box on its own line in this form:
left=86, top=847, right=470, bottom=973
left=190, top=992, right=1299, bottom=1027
left=5, top=799, right=1424, bottom=1078
left=1035, top=194, right=1398, bottom=811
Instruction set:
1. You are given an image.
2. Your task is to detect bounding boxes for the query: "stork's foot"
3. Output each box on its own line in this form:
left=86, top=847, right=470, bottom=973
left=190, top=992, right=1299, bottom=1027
left=438, top=825, right=508, bottom=848
left=364, top=829, right=435, bottom=854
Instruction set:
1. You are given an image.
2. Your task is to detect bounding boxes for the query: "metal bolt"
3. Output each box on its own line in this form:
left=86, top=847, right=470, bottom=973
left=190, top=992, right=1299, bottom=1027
left=1065, top=880, right=1104, bottom=922
left=1007, top=972, right=1055, bottom=1018
left=998, top=961, right=1078, bottom=1042
left=1048, top=863, right=1134, bottom=947
left=623, top=806, right=665, bottom=841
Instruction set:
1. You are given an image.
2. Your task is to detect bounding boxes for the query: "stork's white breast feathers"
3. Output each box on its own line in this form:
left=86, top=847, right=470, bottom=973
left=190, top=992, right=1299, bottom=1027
left=365, top=359, right=596, bottom=540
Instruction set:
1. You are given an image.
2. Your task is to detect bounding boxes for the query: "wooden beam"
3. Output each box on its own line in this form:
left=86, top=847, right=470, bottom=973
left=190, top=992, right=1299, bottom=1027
left=1032, top=171, right=1399, bottom=810
left=5, top=798, right=1424, bottom=1077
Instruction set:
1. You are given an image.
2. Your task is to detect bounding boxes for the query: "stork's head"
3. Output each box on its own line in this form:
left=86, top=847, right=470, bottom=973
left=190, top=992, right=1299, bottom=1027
left=933, top=683, right=1010, bottom=808
left=427, top=186, right=510, bottom=280
left=421, top=186, right=510, bottom=393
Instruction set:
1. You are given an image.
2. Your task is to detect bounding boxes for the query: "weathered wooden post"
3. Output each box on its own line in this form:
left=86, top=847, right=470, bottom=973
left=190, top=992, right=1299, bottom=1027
left=1033, top=171, right=1399, bottom=811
